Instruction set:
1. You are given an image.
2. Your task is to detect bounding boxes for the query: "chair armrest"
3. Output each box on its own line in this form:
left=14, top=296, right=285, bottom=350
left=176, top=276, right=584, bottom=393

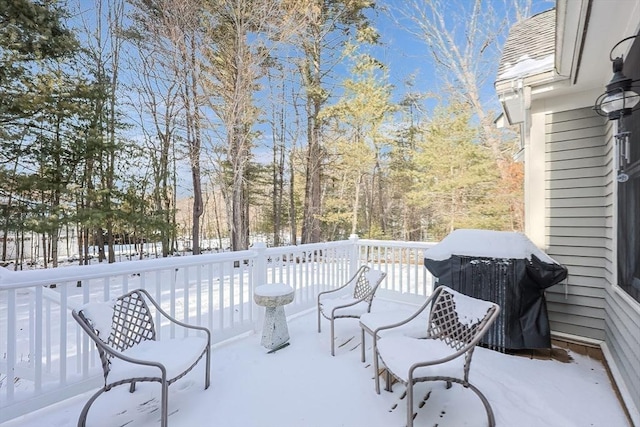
left=318, top=265, right=371, bottom=303
left=137, top=289, right=211, bottom=344
left=408, top=344, right=470, bottom=371
left=329, top=297, right=368, bottom=317
left=372, top=286, right=443, bottom=336
left=326, top=277, right=383, bottom=315
left=317, top=282, right=351, bottom=299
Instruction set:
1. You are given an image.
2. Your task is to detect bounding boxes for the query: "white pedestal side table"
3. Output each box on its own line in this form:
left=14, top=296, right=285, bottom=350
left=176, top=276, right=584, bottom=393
left=254, top=283, right=295, bottom=352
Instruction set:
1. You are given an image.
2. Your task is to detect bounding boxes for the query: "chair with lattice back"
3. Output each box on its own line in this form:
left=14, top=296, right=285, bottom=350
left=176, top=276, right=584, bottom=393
left=72, top=288, right=211, bottom=427
left=317, top=265, right=387, bottom=356
left=373, top=285, right=500, bottom=427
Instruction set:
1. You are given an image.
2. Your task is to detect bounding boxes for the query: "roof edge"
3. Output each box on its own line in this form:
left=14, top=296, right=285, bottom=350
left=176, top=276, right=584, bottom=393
left=555, top=0, right=590, bottom=81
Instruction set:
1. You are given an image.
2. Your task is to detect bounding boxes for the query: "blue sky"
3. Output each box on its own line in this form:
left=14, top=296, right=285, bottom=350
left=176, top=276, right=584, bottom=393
left=366, top=0, right=556, bottom=115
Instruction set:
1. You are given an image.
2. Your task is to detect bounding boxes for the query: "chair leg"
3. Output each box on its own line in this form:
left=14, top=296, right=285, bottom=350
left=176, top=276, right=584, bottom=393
left=330, top=317, right=335, bottom=356
left=360, top=328, right=365, bottom=363
left=407, top=381, right=414, bottom=427
left=77, top=388, right=105, bottom=427
left=466, top=382, right=496, bottom=427
left=129, top=381, right=136, bottom=393
left=385, top=370, right=392, bottom=392
left=374, top=347, right=381, bottom=394
left=161, top=381, right=169, bottom=427
left=205, top=347, right=211, bottom=390
left=317, top=306, right=321, bottom=333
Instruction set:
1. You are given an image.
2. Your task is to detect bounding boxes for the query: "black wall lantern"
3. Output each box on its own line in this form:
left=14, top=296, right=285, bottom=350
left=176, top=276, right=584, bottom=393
left=594, top=35, right=640, bottom=182
left=594, top=35, right=640, bottom=119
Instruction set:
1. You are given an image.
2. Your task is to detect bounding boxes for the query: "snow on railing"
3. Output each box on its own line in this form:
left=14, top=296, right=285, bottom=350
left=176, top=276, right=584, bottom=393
left=0, top=236, right=436, bottom=422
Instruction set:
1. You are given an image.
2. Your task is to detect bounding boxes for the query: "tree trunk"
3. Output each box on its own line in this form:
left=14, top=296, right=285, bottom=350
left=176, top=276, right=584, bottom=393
left=302, top=89, right=323, bottom=243
left=351, top=174, right=361, bottom=235
left=289, top=144, right=297, bottom=245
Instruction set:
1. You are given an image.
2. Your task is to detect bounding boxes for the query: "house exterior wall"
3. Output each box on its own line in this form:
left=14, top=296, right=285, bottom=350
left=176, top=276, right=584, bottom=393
left=605, top=287, right=640, bottom=426
left=542, top=107, right=609, bottom=340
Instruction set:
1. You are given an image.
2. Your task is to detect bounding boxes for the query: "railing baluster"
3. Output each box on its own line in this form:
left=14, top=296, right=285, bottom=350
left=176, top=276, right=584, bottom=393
left=248, top=260, right=253, bottom=323
left=238, top=262, right=244, bottom=324
left=45, top=298, right=51, bottom=374
left=208, top=263, right=214, bottom=332
left=218, top=263, right=225, bottom=329
left=170, top=268, right=176, bottom=338
left=59, top=284, right=67, bottom=386
left=103, top=277, right=109, bottom=302
left=35, top=285, right=42, bottom=392
left=229, top=263, right=235, bottom=328
left=183, top=266, right=190, bottom=335
left=155, top=270, right=162, bottom=341
left=196, top=265, right=202, bottom=327
left=6, top=288, right=16, bottom=402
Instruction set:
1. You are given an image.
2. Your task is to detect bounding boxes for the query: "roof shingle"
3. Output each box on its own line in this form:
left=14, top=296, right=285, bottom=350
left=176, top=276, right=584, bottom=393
left=496, top=9, right=556, bottom=82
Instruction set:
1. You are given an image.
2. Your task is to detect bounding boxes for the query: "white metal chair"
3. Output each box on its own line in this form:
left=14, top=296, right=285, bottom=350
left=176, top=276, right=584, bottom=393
left=72, top=288, right=211, bottom=427
left=373, top=285, right=500, bottom=427
left=317, top=265, right=386, bottom=356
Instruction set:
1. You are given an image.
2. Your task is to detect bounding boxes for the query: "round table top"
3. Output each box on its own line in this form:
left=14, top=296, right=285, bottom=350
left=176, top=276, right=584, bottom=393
left=254, top=283, right=295, bottom=307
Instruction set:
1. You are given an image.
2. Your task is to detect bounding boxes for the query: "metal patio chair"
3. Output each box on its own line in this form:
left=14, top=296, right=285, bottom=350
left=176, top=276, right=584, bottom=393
left=72, top=288, right=211, bottom=427
left=373, top=285, right=500, bottom=427
left=317, top=265, right=387, bottom=356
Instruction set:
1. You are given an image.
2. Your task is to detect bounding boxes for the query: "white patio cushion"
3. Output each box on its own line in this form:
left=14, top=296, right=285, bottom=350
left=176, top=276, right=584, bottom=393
left=320, top=297, right=369, bottom=317
left=108, top=336, right=208, bottom=383
left=377, top=335, right=465, bottom=383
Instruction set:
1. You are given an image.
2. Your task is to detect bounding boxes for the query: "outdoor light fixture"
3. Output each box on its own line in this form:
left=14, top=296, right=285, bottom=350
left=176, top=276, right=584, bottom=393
left=594, top=35, right=640, bottom=120
left=594, top=35, right=640, bottom=182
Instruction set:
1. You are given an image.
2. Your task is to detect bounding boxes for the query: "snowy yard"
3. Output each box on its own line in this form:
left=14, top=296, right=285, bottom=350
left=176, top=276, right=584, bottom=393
left=2, top=299, right=629, bottom=427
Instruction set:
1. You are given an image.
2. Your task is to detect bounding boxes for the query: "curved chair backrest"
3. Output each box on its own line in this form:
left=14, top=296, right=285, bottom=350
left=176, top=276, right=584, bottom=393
left=352, top=266, right=386, bottom=307
left=73, top=290, right=157, bottom=378
left=426, top=286, right=499, bottom=352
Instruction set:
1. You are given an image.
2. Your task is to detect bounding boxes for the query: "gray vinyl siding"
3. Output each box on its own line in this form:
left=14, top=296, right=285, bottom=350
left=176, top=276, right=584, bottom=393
left=544, top=108, right=607, bottom=341
left=606, top=289, right=640, bottom=422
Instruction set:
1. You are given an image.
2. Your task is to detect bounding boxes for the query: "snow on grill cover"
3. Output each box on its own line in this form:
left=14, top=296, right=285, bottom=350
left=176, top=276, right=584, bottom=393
left=424, top=229, right=568, bottom=350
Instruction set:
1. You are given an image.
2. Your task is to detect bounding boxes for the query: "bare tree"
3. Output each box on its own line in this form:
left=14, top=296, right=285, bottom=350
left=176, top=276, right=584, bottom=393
left=289, top=0, right=375, bottom=243
left=202, top=0, right=305, bottom=250
left=125, top=32, right=182, bottom=257
left=130, top=0, right=207, bottom=254
left=387, top=0, right=531, bottom=230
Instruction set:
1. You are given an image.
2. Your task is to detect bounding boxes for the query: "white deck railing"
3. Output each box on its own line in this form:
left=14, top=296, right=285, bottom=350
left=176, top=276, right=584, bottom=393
left=0, top=235, right=435, bottom=422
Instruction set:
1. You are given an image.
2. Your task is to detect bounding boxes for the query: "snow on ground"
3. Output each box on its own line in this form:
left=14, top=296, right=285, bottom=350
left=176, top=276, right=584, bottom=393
left=2, top=300, right=628, bottom=427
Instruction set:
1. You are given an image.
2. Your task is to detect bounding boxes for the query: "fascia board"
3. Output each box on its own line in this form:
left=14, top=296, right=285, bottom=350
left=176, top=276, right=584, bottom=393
left=555, top=0, right=589, bottom=80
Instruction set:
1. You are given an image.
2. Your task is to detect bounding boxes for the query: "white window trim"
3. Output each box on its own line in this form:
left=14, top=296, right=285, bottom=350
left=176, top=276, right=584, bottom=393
left=612, top=119, right=640, bottom=312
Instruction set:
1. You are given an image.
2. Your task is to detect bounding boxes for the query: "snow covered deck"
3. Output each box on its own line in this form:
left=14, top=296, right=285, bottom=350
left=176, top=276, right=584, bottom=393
left=2, top=298, right=628, bottom=427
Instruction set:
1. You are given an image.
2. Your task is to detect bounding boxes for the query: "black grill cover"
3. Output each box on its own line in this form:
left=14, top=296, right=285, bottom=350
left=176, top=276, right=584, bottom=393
left=424, top=230, right=568, bottom=350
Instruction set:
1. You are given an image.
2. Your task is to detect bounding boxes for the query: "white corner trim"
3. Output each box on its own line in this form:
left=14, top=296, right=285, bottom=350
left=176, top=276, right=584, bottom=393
left=601, top=342, right=640, bottom=427
left=612, top=285, right=640, bottom=315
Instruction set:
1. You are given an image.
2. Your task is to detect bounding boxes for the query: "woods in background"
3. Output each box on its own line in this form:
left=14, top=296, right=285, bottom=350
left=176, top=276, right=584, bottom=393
left=0, top=0, right=531, bottom=267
